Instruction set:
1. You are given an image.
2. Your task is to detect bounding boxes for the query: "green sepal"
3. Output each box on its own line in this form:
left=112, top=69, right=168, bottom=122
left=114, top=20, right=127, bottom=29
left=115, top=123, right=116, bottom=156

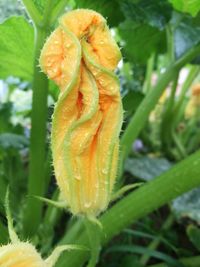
left=111, top=183, right=143, bottom=202
left=5, top=188, right=20, bottom=243
left=45, top=244, right=89, bottom=267
left=34, top=195, right=67, bottom=209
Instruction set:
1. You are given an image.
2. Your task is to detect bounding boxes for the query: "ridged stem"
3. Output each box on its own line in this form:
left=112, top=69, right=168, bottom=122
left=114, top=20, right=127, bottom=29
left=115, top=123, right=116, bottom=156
left=56, top=149, right=200, bottom=267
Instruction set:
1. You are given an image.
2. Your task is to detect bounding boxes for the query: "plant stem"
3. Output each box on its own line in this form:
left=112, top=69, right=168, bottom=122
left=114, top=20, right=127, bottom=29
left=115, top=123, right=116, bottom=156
left=49, top=0, right=69, bottom=26
left=148, top=256, right=200, bottom=267
left=56, top=149, right=200, bottom=267
left=84, top=217, right=101, bottom=267
left=22, top=26, right=49, bottom=238
left=120, top=44, right=200, bottom=163
left=21, top=0, right=42, bottom=25
left=160, top=72, right=179, bottom=156
left=140, top=214, right=174, bottom=265
left=143, top=52, right=155, bottom=94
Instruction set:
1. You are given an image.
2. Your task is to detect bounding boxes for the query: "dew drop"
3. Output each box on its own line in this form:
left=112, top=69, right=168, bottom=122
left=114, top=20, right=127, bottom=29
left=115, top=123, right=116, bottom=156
left=102, top=168, right=108, bottom=175
left=84, top=202, right=91, bottom=208
left=75, top=175, right=81, bottom=181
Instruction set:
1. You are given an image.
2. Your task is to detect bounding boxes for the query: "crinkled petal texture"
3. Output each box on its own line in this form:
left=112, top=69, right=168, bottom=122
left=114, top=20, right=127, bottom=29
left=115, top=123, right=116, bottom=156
left=40, top=9, right=123, bottom=216
left=0, top=242, right=46, bottom=267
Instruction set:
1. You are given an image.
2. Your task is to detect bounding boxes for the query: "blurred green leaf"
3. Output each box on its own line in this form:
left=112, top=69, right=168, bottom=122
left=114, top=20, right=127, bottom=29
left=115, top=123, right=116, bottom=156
left=174, top=19, right=200, bottom=59
left=187, top=224, right=200, bottom=251
left=172, top=188, right=200, bottom=224
left=0, top=133, right=29, bottom=150
left=119, top=255, right=143, bottom=267
left=169, top=0, right=200, bottom=17
left=120, top=0, right=172, bottom=30
left=74, top=0, right=124, bottom=27
left=125, top=157, right=172, bottom=181
left=106, top=245, right=184, bottom=267
left=119, top=20, right=165, bottom=63
left=0, top=102, right=12, bottom=133
left=123, top=91, right=144, bottom=118
left=0, top=16, right=34, bottom=80
left=0, top=222, right=8, bottom=244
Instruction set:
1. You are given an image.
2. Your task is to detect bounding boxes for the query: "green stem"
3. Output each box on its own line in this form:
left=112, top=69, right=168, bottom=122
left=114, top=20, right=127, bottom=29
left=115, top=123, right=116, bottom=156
left=49, top=0, right=69, bottom=26
left=171, top=131, right=187, bottom=159
left=166, top=24, right=175, bottom=63
left=42, top=0, right=55, bottom=28
left=22, top=0, right=42, bottom=26
left=148, top=256, right=200, bottom=267
left=120, top=44, right=200, bottom=163
left=84, top=217, right=101, bottom=267
left=56, top=149, right=200, bottom=267
left=22, top=26, right=49, bottom=238
left=140, top=214, right=174, bottom=265
left=160, top=73, right=179, bottom=155
left=143, top=52, right=155, bottom=94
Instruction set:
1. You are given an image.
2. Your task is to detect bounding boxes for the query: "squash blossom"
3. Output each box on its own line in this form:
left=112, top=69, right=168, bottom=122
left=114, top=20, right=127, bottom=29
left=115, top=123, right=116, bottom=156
left=0, top=191, right=85, bottom=267
left=185, top=84, right=200, bottom=118
left=0, top=241, right=82, bottom=267
left=0, top=242, right=46, bottom=267
left=40, top=9, right=123, bottom=216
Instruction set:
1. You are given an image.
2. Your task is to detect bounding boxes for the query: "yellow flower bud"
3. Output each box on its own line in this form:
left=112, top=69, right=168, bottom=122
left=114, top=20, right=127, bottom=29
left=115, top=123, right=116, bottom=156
left=40, top=9, right=123, bottom=216
left=0, top=242, right=46, bottom=267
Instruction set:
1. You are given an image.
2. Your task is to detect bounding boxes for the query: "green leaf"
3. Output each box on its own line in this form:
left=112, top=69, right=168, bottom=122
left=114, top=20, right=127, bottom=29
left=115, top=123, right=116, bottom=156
left=187, top=224, right=200, bottom=251
left=172, top=187, right=200, bottom=224
left=0, top=102, right=12, bottom=133
left=121, top=0, right=172, bottom=30
left=125, top=156, right=172, bottom=181
left=0, top=133, right=29, bottom=150
left=118, top=20, right=165, bottom=63
left=0, top=16, right=34, bottom=80
left=174, top=18, right=200, bottom=58
left=74, top=0, right=124, bottom=27
left=123, top=91, right=144, bottom=118
left=169, top=0, right=200, bottom=17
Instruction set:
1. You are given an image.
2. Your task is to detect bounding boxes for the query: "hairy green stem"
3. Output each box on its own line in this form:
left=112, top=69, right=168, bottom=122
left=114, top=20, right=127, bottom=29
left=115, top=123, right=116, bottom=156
left=120, top=44, right=200, bottom=162
left=56, top=149, right=200, bottom=267
left=149, top=256, right=200, bottom=267
left=22, top=26, right=49, bottom=237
